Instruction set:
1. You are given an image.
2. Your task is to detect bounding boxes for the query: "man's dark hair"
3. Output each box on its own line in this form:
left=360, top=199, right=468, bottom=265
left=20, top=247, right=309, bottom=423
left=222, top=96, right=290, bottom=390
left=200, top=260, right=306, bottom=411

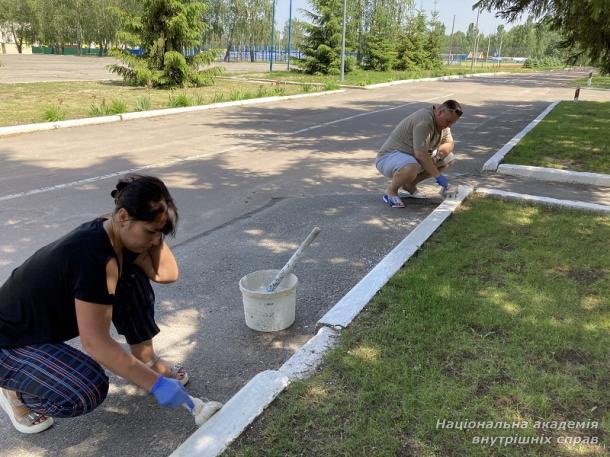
left=440, top=100, right=463, bottom=116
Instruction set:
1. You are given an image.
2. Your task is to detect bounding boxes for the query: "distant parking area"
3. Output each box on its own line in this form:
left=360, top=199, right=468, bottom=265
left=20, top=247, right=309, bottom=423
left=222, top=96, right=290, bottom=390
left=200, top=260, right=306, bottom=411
left=0, top=54, right=271, bottom=83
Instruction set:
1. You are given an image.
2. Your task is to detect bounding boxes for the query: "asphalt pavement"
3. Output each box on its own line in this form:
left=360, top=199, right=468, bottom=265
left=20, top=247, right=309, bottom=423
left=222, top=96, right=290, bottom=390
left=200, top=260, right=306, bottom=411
left=0, top=69, right=608, bottom=457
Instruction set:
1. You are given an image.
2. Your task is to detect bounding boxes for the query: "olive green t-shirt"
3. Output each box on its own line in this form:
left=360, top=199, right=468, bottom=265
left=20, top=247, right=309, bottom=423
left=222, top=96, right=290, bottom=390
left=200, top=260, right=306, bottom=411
left=378, top=106, right=453, bottom=158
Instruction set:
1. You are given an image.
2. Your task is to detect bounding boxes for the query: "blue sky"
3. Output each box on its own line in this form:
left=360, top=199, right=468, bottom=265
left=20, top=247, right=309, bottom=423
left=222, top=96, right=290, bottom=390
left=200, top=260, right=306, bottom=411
left=275, top=0, right=523, bottom=35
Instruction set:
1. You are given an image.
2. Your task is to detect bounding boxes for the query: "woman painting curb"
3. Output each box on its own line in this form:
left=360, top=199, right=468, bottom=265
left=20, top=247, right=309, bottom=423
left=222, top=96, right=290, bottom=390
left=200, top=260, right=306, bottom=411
left=0, top=174, right=220, bottom=433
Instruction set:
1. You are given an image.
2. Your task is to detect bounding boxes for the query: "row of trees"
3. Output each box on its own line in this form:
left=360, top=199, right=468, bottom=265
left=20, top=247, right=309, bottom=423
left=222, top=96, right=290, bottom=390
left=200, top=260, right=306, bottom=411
left=443, top=17, right=570, bottom=61
left=301, top=0, right=444, bottom=74
left=0, top=0, right=142, bottom=55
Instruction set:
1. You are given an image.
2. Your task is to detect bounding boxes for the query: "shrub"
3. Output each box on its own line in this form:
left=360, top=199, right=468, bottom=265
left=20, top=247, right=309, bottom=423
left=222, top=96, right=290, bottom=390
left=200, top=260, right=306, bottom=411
left=89, top=99, right=110, bottom=117
left=167, top=92, right=192, bottom=107
left=135, top=96, right=152, bottom=112
left=43, top=105, right=65, bottom=122
left=109, top=99, right=128, bottom=114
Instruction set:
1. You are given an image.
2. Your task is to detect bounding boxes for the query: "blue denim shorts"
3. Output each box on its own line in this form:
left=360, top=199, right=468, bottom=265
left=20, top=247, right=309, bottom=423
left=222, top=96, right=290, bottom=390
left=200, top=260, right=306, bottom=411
left=375, top=150, right=455, bottom=178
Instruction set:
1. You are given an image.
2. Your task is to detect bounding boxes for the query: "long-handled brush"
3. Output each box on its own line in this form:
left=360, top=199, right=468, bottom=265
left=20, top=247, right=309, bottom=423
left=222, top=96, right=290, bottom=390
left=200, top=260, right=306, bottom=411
left=266, top=227, right=321, bottom=292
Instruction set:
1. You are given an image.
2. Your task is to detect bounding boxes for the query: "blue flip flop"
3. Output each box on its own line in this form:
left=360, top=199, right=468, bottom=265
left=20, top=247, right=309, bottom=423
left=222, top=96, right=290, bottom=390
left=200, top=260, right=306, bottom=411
left=383, top=194, right=405, bottom=208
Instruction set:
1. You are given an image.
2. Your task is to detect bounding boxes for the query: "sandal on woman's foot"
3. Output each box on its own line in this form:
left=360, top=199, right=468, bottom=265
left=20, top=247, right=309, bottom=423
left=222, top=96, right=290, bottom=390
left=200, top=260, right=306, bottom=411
left=0, top=388, right=54, bottom=434
left=145, top=355, right=189, bottom=386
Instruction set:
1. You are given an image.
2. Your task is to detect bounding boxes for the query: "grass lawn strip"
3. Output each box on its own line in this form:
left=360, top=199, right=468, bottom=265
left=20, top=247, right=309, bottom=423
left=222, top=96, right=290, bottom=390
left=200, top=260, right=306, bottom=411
left=226, top=196, right=609, bottom=457
left=227, top=64, right=529, bottom=87
left=570, top=76, right=610, bottom=90
left=503, top=101, right=610, bottom=175
left=0, top=80, right=322, bottom=127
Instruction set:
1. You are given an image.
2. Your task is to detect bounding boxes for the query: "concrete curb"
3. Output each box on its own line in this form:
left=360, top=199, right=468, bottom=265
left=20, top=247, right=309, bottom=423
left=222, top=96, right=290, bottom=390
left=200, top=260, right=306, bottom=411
left=496, top=164, right=610, bottom=187
left=317, top=185, right=474, bottom=329
left=0, top=90, right=345, bottom=138
left=169, top=370, right=289, bottom=457
left=220, top=72, right=511, bottom=91
left=482, top=101, right=559, bottom=172
left=169, top=326, right=339, bottom=457
left=278, top=326, right=340, bottom=381
left=363, top=72, right=510, bottom=90
left=475, top=187, right=610, bottom=214
left=167, top=187, right=474, bottom=456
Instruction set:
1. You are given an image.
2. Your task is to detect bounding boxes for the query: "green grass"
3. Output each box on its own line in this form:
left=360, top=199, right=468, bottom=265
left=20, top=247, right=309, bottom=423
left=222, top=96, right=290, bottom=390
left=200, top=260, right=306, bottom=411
left=0, top=80, right=323, bottom=127
left=228, top=63, right=536, bottom=87
left=570, top=76, right=610, bottom=89
left=504, top=101, right=610, bottom=174
left=226, top=197, right=609, bottom=457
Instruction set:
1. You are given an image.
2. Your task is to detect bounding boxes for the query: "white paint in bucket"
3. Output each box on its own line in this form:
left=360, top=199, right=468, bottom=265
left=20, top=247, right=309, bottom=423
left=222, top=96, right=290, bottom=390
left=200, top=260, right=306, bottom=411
left=239, top=269, right=297, bottom=332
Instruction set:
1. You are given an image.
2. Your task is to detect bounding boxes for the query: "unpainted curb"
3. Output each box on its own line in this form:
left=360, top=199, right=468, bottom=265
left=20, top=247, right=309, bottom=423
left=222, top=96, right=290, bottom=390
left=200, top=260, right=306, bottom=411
left=0, top=90, right=345, bottom=138
left=482, top=101, right=559, bottom=172
left=317, top=185, right=474, bottom=329
left=278, top=326, right=340, bottom=381
left=475, top=187, right=610, bottom=214
left=496, top=164, right=610, bottom=187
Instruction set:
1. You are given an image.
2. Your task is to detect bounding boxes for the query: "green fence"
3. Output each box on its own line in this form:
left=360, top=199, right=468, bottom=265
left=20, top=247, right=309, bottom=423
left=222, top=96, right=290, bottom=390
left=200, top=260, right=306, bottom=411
left=32, top=46, right=108, bottom=56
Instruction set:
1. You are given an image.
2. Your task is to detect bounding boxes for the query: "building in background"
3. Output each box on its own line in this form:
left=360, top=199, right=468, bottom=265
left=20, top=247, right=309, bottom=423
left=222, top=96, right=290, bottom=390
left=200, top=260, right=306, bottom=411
left=0, top=26, right=33, bottom=54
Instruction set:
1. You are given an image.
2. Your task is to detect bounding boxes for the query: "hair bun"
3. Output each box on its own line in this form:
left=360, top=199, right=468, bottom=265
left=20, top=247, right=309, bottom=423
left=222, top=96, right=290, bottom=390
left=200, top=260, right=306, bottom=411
left=111, top=189, right=118, bottom=198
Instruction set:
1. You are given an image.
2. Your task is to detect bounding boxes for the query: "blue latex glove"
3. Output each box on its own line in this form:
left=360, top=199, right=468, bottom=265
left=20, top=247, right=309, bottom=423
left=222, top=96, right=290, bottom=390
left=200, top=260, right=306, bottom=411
left=150, top=376, right=194, bottom=410
left=435, top=174, right=449, bottom=189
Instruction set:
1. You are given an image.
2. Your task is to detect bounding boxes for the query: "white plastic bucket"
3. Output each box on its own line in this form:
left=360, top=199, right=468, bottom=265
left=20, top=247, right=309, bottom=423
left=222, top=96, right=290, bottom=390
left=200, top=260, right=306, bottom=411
left=239, top=269, right=297, bottom=332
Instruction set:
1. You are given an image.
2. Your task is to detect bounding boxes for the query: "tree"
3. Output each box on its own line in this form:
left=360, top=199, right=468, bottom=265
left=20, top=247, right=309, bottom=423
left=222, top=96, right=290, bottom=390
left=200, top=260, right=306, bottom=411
left=425, top=8, right=444, bottom=69
left=394, top=10, right=427, bottom=71
left=108, top=0, right=220, bottom=87
left=474, top=0, right=610, bottom=73
left=0, top=0, right=39, bottom=53
left=301, top=0, right=346, bottom=75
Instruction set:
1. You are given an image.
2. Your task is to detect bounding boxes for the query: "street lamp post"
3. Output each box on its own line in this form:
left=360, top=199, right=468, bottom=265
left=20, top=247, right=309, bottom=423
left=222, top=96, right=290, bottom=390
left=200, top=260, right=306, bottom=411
left=270, top=0, right=276, bottom=72
left=287, top=0, right=293, bottom=70
left=340, top=0, right=347, bottom=81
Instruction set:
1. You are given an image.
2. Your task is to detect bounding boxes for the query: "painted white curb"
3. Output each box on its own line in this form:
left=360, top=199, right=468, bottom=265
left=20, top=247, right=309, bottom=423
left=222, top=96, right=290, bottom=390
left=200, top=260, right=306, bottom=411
left=364, top=72, right=510, bottom=90
left=0, top=90, right=345, bottom=138
left=475, top=187, right=610, bottom=214
left=169, top=370, right=289, bottom=457
left=482, top=101, right=559, bottom=172
left=497, top=164, right=610, bottom=187
left=278, top=326, right=340, bottom=381
left=317, top=185, right=474, bottom=329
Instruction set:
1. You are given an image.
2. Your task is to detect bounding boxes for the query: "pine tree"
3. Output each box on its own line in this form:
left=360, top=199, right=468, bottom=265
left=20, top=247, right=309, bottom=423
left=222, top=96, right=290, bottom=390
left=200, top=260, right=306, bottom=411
left=301, top=0, right=349, bottom=75
left=394, top=11, right=427, bottom=71
left=108, top=0, right=220, bottom=87
left=424, top=8, right=444, bottom=70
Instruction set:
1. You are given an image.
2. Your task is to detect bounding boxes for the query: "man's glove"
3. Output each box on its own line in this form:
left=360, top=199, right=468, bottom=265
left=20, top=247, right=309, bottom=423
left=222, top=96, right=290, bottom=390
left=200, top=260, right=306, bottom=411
left=435, top=174, right=449, bottom=189
left=150, top=376, right=194, bottom=410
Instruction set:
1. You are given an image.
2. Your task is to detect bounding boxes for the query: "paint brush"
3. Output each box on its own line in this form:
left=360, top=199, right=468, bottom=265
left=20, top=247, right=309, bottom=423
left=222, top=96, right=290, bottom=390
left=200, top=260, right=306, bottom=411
left=184, top=396, right=223, bottom=426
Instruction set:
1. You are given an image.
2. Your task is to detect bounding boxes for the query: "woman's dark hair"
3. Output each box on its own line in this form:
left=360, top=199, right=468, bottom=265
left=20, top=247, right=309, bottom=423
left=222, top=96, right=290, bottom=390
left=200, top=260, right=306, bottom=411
left=111, top=175, right=178, bottom=236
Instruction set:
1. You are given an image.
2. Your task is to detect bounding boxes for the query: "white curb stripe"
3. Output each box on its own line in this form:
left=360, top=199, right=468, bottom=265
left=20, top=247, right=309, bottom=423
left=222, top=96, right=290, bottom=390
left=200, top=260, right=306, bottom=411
left=482, top=101, right=559, bottom=172
left=317, top=185, right=474, bottom=329
left=289, top=92, right=454, bottom=135
left=169, top=370, right=289, bottom=457
left=363, top=72, right=510, bottom=89
left=0, top=90, right=345, bottom=138
left=278, top=326, right=340, bottom=381
left=475, top=187, right=610, bottom=213
left=497, top=164, right=610, bottom=187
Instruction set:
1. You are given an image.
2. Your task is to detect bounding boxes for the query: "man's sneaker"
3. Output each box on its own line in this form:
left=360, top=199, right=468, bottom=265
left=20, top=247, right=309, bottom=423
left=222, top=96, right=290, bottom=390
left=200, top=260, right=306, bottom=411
left=383, top=194, right=405, bottom=208
left=398, top=189, right=426, bottom=199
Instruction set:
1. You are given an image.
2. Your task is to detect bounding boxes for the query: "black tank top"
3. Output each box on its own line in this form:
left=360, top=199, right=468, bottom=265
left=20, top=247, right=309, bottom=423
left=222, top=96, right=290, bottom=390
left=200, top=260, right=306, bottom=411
left=0, top=218, right=137, bottom=348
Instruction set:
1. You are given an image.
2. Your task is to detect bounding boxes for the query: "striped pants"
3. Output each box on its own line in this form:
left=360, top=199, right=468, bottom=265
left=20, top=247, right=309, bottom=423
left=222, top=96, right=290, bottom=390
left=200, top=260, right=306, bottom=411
left=0, top=266, right=160, bottom=418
